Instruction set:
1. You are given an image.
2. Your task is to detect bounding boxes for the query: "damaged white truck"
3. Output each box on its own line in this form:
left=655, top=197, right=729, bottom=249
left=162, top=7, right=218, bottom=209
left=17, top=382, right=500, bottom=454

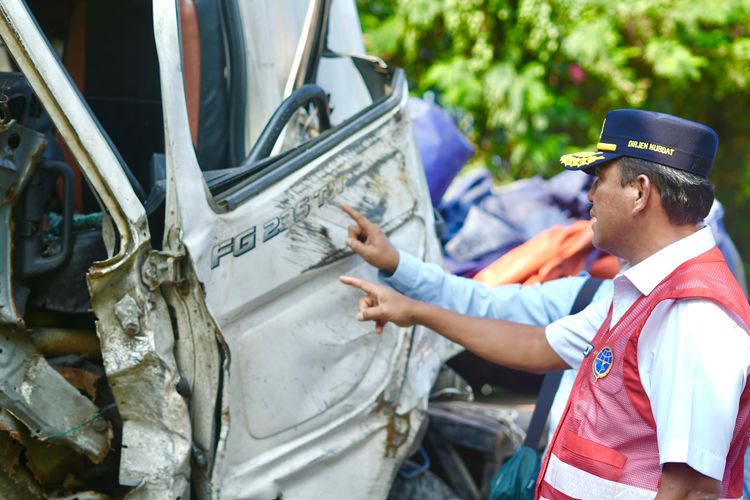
left=0, top=0, right=510, bottom=498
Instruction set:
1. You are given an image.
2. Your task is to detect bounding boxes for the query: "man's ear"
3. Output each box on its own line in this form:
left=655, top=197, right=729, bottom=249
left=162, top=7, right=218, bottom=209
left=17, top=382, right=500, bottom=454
left=632, top=174, right=652, bottom=215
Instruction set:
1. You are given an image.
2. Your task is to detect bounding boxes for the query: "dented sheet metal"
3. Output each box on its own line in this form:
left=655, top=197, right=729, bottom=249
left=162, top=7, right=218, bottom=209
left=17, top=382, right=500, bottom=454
left=0, top=0, right=456, bottom=497
left=158, top=10, right=443, bottom=486
left=0, top=330, right=111, bottom=461
left=154, top=0, right=450, bottom=492
left=1, top=123, right=111, bottom=469
left=159, top=228, right=229, bottom=499
left=88, top=243, right=191, bottom=497
left=0, top=0, right=453, bottom=495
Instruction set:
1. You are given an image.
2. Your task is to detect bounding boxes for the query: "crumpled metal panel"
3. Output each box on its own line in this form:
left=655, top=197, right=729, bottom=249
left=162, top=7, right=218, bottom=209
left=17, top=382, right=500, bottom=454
left=154, top=0, right=449, bottom=496
left=156, top=229, right=229, bottom=499
left=0, top=118, right=110, bottom=462
left=167, top=92, right=440, bottom=498
left=0, top=121, right=45, bottom=326
left=167, top=279, right=228, bottom=498
left=0, top=330, right=111, bottom=462
left=88, top=242, right=191, bottom=497
left=0, top=2, right=192, bottom=496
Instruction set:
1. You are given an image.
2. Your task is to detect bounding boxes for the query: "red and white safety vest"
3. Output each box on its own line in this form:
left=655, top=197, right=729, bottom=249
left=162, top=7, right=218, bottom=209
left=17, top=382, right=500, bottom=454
left=537, top=247, right=750, bottom=500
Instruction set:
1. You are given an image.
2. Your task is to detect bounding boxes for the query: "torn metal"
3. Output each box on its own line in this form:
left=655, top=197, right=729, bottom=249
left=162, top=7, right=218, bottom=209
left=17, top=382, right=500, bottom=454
left=0, top=121, right=45, bottom=325
left=88, top=242, right=191, bottom=496
left=0, top=330, right=111, bottom=461
left=0, top=118, right=110, bottom=463
left=160, top=240, right=229, bottom=499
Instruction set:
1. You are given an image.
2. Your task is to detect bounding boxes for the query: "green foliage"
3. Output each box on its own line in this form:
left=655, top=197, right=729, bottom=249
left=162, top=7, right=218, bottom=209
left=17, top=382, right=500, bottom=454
left=357, top=0, right=750, bottom=265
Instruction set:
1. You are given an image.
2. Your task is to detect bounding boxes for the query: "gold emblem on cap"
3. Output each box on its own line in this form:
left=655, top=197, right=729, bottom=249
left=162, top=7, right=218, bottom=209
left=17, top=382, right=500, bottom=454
left=597, top=142, right=617, bottom=151
left=560, top=151, right=605, bottom=168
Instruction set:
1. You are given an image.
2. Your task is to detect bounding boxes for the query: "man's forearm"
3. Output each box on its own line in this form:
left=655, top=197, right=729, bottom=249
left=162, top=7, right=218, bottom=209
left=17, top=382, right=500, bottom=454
left=387, top=257, right=509, bottom=317
left=410, top=301, right=569, bottom=372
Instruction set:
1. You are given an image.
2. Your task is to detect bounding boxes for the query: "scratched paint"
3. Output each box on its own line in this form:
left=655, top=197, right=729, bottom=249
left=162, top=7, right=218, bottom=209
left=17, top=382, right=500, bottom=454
left=278, top=119, right=419, bottom=271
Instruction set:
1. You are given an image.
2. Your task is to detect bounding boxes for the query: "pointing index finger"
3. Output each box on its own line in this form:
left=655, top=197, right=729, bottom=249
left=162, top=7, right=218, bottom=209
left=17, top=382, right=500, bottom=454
left=340, top=275, right=376, bottom=294
left=340, top=203, right=371, bottom=227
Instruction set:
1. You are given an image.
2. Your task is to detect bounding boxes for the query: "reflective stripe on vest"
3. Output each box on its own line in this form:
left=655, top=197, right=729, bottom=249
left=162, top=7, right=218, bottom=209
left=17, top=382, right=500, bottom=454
left=541, top=453, right=742, bottom=500
left=544, top=453, right=654, bottom=499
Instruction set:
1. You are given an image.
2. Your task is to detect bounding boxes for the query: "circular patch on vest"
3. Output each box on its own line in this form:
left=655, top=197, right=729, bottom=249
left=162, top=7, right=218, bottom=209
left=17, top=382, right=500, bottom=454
left=593, top=346, right=614, bottom=381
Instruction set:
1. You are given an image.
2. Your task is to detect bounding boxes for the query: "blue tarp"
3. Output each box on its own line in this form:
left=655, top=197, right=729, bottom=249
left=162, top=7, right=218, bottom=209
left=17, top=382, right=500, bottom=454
left=437, top=170, right=592, bottom=276
left=409, top=98, right=475, bottom=206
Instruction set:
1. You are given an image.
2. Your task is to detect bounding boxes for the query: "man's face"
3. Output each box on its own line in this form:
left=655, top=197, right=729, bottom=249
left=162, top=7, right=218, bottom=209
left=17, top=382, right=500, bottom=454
left=587, top=161, right=636, bottom=257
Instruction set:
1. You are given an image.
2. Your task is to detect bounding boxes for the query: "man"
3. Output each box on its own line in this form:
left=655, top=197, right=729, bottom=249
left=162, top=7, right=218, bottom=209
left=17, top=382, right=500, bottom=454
left=341, top=109, right=750, bottom=499
left=343, top=203, right=750, bottom=498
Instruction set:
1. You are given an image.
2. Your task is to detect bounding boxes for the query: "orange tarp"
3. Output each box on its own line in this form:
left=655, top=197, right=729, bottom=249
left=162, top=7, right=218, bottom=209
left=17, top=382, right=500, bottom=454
left=473, top=220, right=619, bottom=287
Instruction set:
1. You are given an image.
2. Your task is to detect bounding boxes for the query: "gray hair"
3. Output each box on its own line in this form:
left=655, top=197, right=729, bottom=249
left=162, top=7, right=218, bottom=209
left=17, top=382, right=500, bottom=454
left=618, top=156, right=715, bottom=225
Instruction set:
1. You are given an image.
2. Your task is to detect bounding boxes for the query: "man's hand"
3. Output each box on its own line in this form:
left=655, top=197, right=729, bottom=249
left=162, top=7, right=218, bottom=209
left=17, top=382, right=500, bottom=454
left=340, top=203, right=399, bottom=274
left=339, top=276, right=416, bottom=334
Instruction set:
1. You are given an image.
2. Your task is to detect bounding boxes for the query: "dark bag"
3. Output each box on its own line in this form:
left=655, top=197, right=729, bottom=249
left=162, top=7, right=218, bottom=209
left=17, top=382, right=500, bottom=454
left=489, top=277, right=603, bottom=500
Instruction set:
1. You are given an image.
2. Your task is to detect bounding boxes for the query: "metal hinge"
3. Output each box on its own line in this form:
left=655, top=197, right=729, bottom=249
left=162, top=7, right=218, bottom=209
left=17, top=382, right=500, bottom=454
left=141, top=226, right=189, bottom=292
left=141, top=249, right=184, bottom=290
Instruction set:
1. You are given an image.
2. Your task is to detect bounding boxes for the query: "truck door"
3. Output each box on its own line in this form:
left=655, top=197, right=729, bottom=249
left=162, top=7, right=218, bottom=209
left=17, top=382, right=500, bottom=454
left=155, top=0, right=447, bottom=497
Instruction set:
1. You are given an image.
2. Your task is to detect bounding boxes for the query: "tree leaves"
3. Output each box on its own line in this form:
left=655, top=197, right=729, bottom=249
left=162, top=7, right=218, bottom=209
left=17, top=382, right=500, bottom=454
left=644, top=39, right=707, bottom=83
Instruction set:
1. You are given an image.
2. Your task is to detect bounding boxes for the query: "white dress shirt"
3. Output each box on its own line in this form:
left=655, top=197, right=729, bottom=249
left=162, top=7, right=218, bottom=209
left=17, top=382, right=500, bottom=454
left=546, top=226, right=750, bottom=481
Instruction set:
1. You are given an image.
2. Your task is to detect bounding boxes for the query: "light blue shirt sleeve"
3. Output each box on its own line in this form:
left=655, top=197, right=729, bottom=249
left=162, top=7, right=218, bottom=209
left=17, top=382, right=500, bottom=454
left=379, top=250, right=610, bottom=326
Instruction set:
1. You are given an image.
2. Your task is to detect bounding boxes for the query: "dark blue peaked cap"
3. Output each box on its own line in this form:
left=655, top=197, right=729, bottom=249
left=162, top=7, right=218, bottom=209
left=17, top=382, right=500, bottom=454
left=560, top=109, right=718, bottom=178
